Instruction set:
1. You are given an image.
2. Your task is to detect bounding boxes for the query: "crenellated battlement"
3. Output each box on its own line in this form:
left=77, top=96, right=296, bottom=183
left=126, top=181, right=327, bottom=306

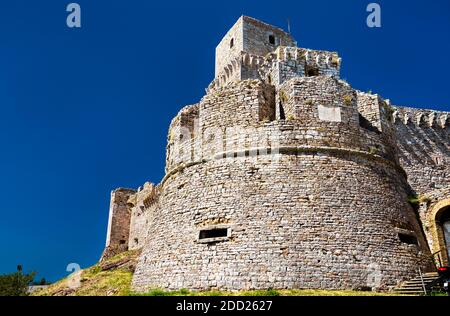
left=392, top=106, right=449, bottom=128
left=393, top=105, right=449, bottom=195
left=167, top=76, right=405, bottom=174
left=274, top=46, right=340, bottom=64
left=127, top=182, right=161, bottom=251
left=208, top=46, right=341, bottom=93
left=208, top=51, right=265, bottom=92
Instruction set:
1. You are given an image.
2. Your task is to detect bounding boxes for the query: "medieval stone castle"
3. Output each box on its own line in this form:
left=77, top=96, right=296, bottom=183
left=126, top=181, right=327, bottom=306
left=101, top=16, right=450, bottom=292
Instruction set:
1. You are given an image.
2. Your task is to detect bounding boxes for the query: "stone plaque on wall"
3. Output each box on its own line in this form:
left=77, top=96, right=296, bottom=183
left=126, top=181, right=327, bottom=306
left=318, top=104, right=342, bottom=122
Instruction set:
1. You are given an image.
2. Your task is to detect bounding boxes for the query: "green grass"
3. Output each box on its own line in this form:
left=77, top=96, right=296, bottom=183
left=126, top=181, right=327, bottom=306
left=33, top=250, right=139, bottom=296
left=132, top=288, right=403, bottom=297
left=429, top=291, right=448, bottom=296
left=33, top=250, right=412, bottom=297
left=407, top=194, right=431, bottom=205
left=34, top=266, right=133, bottom=296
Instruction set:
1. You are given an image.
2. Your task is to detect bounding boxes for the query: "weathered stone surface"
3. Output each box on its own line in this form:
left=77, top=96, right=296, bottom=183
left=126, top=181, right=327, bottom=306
left=101, top=16, right=449, bottom=292
left=100, top=250, right=141, bottom=273
left=132, top=152, right=431, bottom=291
left=215, top=16, right=296, bottom=80
left=394, top=106, right=449, bottom=194
left=101, top=188, right=136, bottom=261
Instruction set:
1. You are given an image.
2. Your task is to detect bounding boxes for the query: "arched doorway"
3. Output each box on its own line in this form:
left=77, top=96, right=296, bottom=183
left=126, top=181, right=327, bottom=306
left=441, top=209, right=450, bottom=262
left=429, top=199, right=450, bottom=267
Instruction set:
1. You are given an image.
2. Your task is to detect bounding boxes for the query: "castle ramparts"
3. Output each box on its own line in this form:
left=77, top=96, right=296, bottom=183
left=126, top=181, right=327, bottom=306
left=101, top=16, right=450, bottom=292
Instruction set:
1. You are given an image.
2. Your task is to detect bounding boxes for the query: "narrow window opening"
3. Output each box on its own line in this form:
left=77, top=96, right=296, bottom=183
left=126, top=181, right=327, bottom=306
left=119, top=239, right=126, bottom=245
left=279, top=102, right=286, bottom=120
left=269, top=34, right=275, bottom=45
left=398, top=233, right=418, bottom=245
left=199, top=228, right=228, bottom=240
left=305, top=65, right=319, bottom=77
left=230, top=38, right=234, bottom=49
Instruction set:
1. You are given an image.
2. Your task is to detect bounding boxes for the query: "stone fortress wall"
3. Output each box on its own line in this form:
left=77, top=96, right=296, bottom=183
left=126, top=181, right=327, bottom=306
left=393, top=106, right=449, bottom=194
left=101, top=188, right=136, bottom=260
left=392, top=106, right=449, bottom=263
left=101, top=16, right=450, bottom=291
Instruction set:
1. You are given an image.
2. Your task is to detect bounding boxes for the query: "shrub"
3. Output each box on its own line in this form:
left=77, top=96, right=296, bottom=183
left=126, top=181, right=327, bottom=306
left=0, top=266, right=36, bottom=296
left=343, top=95, right=353, bottom=106
left=279, top=90, right=288, bottom=103
left=368, top=147, right=379, bottom=155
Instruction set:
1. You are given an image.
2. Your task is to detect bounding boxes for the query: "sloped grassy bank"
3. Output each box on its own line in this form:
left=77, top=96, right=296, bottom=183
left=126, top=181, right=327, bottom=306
left=33, top=250, right=402, bottom=296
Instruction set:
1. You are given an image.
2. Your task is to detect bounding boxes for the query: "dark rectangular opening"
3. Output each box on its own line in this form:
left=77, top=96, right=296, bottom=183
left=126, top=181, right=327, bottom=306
left=398, top=233, right=418, bottom=245
left=199, top=228, right=228, bottom=240
left=305, top=65, right=319, bottom=77
left=279, top=102, right=286, bottom=120
left=269, top=35, right=275, bottom=45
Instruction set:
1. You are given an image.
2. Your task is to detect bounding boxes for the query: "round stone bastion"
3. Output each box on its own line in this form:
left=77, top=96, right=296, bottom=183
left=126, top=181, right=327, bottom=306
left=131, top=78, right=433, bottom=292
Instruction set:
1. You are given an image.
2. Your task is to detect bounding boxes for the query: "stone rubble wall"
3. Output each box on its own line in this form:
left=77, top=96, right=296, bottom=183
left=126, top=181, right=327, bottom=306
left=101, top=188, right=136, bottom=261
left=215, top=17, right=244, bottom=78
left=241, top=16, right=296, bottom=57
left=130, top=76, right=434, bottom=291
left=392, top=106, right=449, bottom=260
left=215, top=16, right=295, bottom=79
left=127, top=183, right=160, bottom=250
left=208, top=47, right=341, bottom=93
left=169, top=78, right=400, bottom=174
left=132, top=151, right=432, bottom=291
left=393, top=106, right=449, bottom=195
left=417, top=187, right=450, bottom=259
left=166, top=104, right=199, bottom=174
left=167, top=80, right=276, bottom=172
left=356, top=92, right=399, bottom=164
left=269, top=47, right=340, bottom=87
left=118, top=77, right=449, bottom=286
left=103, top=16, right=449, bottom=291
left=107, top=76, right=446, bottom=291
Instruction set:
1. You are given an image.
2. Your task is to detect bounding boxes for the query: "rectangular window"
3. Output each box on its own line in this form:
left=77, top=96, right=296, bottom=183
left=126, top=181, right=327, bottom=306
left=305, top=65, right=319, bottom=77
left=269, top=35, right=275, bottom=45
left=197, top=225, right=231, bottom=243
left=199, top=228, right=228, bottom=239
left=398, top=233, right=418, bottom=245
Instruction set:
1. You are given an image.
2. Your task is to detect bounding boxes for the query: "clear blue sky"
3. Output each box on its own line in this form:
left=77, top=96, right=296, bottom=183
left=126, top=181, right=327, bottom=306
left=0, top=0, right=449, bottom=282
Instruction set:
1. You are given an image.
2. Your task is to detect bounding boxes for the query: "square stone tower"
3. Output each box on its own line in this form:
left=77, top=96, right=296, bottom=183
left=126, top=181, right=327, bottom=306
left=215, top=16, right=296, bottom=78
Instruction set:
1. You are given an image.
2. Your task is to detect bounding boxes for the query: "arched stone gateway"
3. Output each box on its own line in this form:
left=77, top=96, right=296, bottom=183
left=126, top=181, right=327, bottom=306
left=428, top=199, right=450, bottom=266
